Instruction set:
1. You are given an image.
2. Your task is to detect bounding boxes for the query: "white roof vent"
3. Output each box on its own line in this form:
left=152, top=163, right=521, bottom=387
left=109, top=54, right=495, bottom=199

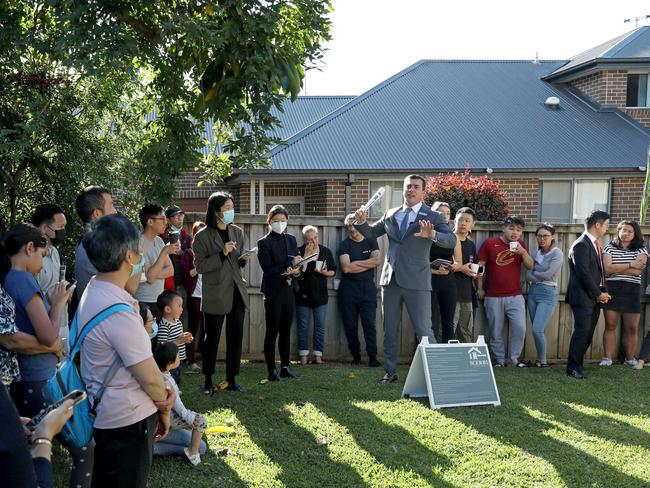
left=545, top=96, right=560, bottom=109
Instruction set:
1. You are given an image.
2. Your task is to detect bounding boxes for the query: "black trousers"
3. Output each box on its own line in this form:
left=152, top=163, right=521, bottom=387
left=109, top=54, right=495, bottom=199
left=186, top=296, right=203, bottom=365
left=639, top=330, right=650, bottom=361
left=567, top=303, right=602, bottom=373
left=431, top=277, right=457, bottom=343
left=202, top=289, right=246, bottom=383
left=338, top=278, right=377, bottom=359
left=92, top=413, right=156, bottom=488
left=263, top=285, right=295, bottom=373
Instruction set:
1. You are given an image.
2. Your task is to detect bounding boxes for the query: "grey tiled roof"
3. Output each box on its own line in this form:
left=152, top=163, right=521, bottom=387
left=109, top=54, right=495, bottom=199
left=266, top=60, right=650, bottom=172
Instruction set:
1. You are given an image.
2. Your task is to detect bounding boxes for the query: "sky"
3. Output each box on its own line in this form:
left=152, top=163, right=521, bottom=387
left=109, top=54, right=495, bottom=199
left=304, top=0, right=650, bottom=96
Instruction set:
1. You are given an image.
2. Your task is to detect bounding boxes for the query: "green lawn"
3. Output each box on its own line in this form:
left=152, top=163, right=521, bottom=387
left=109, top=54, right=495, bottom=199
left=55, top=362, right=650, bottom=487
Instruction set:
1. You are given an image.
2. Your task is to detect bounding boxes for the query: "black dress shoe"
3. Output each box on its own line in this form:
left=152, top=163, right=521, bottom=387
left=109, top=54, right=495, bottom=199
left=268, top=371, right=282, bottom=382
left=226, top=382, right=244, bottom=392
left=280, top=367, right=297, bottom=379
left=368, top=358, right=381, bottom=367
left=566, top=369, right=586, bottom=380
left=350, top=357, right=362, bottom=366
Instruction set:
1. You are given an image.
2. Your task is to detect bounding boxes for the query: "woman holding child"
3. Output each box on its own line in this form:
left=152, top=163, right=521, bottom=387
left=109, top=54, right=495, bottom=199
left=193, top=192, right=250, bottom=395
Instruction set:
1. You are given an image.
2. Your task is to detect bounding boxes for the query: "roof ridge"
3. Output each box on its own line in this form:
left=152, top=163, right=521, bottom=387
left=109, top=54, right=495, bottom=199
left=268, top=61, right=427, bottom=158
left=418, top=59, right=566, bottom=63
left=602, top=26, right=647, bottom=58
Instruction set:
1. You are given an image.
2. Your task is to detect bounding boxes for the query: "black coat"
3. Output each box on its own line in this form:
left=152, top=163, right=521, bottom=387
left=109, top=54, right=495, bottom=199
left=566, top=233, right=605, bottom=307
left=257, top=231, right=299, bottom=298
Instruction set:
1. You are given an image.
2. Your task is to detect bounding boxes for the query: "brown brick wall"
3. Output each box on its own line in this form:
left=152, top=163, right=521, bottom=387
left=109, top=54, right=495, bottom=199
left=497, top=178, right=539, bottom=222
left=610, top=176, right=647, bottom=222
left=571, top=70, right=628, bottom=108
left=571, top=70, right=650, bottom=128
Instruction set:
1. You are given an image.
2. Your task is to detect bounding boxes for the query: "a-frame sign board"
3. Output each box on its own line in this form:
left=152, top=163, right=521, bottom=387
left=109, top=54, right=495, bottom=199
left=402, top=336, right=501, bottom=409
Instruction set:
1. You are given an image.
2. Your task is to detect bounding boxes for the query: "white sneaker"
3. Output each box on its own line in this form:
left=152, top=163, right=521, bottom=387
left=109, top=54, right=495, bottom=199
left=624, top=359, right=639, bottom=368
left=184, top=447, right=201, bottom=466
left=599, top=358, right=612, bottom=367
left=633, top=360, right=645, bottom=370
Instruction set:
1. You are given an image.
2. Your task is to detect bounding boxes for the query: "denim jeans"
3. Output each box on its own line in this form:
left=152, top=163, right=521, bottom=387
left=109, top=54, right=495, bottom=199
left=296, top=304, right=327, bottom=356
left=153, top=428, right=206, bottom=457
left=527, top=283, right=558, bottom=363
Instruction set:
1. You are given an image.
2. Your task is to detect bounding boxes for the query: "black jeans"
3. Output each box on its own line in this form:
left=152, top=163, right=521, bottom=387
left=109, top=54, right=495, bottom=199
left=431, top=276, right=458, bottom=343
left=263, top=285, right=295, bottom=373
left=338, top=278, right=377, bottom=359
left=567, top=303, right=602, bottom=373
left=92, top=413, right=156, bottom=488
left=202, top=289, right=246, bottom=383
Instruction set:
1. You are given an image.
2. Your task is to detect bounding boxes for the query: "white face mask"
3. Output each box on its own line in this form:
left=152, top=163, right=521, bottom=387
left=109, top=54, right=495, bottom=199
left=271, top=221, right=287, bottom=234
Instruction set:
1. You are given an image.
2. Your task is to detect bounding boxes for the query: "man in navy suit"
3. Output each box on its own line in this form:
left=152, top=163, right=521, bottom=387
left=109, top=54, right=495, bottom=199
left=566, top=210, right=611, bottom=379
left=354, top=175, right=456, bottom=383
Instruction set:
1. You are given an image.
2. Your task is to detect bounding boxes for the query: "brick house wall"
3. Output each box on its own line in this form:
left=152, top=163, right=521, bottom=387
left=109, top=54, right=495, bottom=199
left=571, top=70, right=650, bottom=129
left=610, top=176, right=647, bottom=222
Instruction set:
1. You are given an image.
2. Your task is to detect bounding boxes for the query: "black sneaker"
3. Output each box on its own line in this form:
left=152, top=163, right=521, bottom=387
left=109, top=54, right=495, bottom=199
left=268, top=370, right=282, bottom=382
left=368, top=358, right=381, bottom=367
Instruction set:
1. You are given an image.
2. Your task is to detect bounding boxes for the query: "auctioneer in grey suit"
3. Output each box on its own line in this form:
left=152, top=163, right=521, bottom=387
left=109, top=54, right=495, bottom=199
left=355, top=201, right=456, bottom=378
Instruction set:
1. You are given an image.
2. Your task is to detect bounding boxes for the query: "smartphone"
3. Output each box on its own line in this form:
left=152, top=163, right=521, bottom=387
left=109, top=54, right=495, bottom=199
left=26, top=390, right=87, bottom=432
left=478, top=265, right=485, bottom=274
left=59, top=265, right=67, bottom=282
left=65, top=279, right=77, bottom=290
left=168, top=232, right=180, bottom=244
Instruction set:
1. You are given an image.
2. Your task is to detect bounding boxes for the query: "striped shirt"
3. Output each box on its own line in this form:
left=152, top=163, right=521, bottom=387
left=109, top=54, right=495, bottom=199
left=603, top=244, right=648, bottom=285
left=158, top=317, right=186, bottom=360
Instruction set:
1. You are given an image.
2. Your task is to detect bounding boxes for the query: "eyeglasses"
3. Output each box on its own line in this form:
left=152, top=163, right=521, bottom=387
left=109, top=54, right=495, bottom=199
left=536, top=234, right=552, bottom=239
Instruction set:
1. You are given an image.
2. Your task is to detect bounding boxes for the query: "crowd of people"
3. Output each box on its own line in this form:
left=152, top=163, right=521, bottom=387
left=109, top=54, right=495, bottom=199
left=1, top=175, right=649, bottom=486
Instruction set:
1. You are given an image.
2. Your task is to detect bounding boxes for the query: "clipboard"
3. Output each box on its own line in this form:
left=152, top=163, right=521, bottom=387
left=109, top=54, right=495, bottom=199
left=238, top=247, right=257, bottom=260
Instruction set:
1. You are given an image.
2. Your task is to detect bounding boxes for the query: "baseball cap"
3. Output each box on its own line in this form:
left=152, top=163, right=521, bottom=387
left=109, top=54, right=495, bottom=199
left=165, top=205, right=184, bottom=218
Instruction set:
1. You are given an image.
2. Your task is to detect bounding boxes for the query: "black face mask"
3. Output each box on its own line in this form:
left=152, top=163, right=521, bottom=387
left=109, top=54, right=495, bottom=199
left=50, top=228, right=66, bottom=245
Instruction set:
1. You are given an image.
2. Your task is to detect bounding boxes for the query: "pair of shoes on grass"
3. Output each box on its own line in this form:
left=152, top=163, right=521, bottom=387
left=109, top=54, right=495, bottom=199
left=599, top=357, right=613, bottom=367
left=534, top=360, right=550, bottom=368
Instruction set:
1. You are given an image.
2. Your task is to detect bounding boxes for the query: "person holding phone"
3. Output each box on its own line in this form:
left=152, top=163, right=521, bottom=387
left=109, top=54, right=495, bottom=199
left=257, top=205, right=301, bottom=381
left=451, top=207, right=480, bottom=343
left=295, top=225, right=336, bottom=365
left=526, top=223, right=563, bottom=368
left=193, top=192, right=250, bottom=394
left=429, top=202, right=462, bottom=344
left=0, top=223, right=93, bottom=488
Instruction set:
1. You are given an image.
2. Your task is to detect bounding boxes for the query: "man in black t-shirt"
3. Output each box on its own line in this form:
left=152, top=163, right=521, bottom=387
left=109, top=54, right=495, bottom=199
left=337, top=214, right=382, bottom=366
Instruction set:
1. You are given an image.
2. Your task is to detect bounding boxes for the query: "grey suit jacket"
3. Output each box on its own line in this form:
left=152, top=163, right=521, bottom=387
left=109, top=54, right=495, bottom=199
left=355, top=203, right=456, bottom=290
left=193, top=225, right=250, bottom=315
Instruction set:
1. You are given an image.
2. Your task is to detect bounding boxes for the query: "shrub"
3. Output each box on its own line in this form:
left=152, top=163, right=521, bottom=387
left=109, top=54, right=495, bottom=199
left=424, top=170, right=509, bottom=221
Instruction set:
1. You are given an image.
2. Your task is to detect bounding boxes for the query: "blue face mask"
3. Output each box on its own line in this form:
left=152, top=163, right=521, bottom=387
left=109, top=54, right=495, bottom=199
left=130, top=255, right=145, bottom=278
left=220, top=209, right=235, bottom=225
left=148, top=320, right=158, bottom=339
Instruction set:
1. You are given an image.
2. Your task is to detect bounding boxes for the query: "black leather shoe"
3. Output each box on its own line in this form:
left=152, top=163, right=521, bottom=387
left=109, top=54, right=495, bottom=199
left=351, top=357, right=361, bottom=366
left=378, top=373, right=398, bottom=384
left=226, top=382, right=244, bottom=392
left=280, top=367, right=297, bottom=379
left=566, top=369, right=586, bottom=380
left=268, top=371, right=282, bottom=382
left=368, top=358, right=381, bottom=367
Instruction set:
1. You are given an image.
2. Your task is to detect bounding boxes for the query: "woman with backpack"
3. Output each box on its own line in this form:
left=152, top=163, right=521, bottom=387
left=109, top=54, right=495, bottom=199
left=1, top=223, right=93, bottom=488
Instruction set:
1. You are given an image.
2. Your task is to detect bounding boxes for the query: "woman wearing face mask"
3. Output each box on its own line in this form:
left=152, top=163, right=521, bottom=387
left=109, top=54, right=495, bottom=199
left=193, top=192, right=250, bottom=395
left=0, top=223, right=94, bottom=488
left=257, top=205, right=301, bottom=381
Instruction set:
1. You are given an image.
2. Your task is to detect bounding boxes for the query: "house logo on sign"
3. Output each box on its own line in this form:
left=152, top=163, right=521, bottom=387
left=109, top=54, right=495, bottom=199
left=468, top=347, right=489, bottom=366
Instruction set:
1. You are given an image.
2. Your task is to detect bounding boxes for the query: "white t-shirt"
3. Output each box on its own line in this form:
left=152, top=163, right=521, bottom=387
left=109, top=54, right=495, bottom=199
left=192, top=275, right=202, bottom=299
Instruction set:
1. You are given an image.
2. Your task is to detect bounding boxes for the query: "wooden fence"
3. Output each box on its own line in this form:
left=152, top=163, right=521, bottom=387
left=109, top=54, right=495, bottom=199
left=185, top=214, right=650, bottom=364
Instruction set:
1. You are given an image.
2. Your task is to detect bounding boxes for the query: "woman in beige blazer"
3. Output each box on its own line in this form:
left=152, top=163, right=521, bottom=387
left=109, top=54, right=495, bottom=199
left=193, top=192, right=250, bottom=395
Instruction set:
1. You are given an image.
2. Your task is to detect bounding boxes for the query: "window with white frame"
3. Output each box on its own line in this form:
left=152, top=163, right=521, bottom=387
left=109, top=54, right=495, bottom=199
left=368, top=180, right=405, bottom=217
left=626, top=74, right=650, bottom=108
left=539, top=180, right=610, bottom=223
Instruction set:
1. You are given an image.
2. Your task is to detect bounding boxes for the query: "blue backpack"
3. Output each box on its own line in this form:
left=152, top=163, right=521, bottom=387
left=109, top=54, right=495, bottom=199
left=43, top=303, right=133, bottom=448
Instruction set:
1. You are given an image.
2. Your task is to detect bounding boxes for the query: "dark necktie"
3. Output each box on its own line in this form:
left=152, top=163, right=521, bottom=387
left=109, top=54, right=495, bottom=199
left=594, top=239, right=604, bottom=287
left=399, top=208, right=412, bottom=237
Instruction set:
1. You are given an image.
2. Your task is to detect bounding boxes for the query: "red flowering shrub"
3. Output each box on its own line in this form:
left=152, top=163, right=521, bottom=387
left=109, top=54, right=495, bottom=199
left=424, top=170, right=509, bottom=221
